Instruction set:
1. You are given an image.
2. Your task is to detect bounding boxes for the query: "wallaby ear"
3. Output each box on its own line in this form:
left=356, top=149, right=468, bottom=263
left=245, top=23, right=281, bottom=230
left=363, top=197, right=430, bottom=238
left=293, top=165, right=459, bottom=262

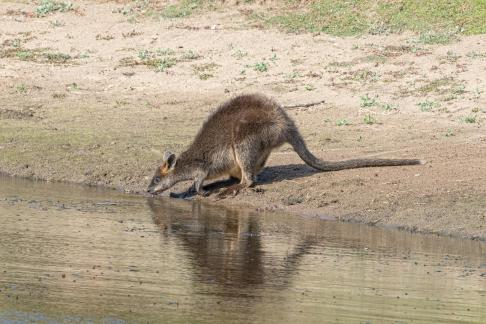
left=163, top=151, right=176, bottom=169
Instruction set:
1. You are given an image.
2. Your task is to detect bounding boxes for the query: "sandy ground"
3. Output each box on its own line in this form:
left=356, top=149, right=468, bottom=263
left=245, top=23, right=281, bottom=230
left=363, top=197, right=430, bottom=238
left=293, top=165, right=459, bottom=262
left=1, top=1, right=485, bottom=240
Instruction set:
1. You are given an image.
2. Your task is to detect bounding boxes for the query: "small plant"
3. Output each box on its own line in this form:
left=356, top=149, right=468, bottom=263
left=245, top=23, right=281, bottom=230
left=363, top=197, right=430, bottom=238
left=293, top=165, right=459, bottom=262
left=16, top=50, right=33, bottom=60
left=45, top=52, right=71, bottom=63
left=134, top=48, right=178, bottom=72
left=451, top=84, right=466, bottom=95
left=286, top=71, right=301, bottom=79
left=417, top=100, right=437, bottom=112
left=181, top=50, right=200, bottom=60
left=49, top=20, right=65, bottom=27
left=52, top=92, right=66, bottom=99
left=304, top=84, right=315, bottom=91
left=157, top=48, right=175, bottom=56
left=122, top=29, right=143, bottom=38
left=232, top=49, right=248, bottom=60
left=192, top=62, right=218, bottom=79
left=36, top=0, right=73, bottom=16
left=336, top=119, right=350, bottom=126
left=352, top=69, right=379, bottom=82
left=443, top=94, right=457, bottom=102
left=269, top=53, right=278, bottom=61
left=16, top=84, right=27, bottom=94
left=138, top=49, right=150, bottom=60
left=466, top=51, right=486, bottom=59
left=198, top=73, right=212, bottom=80
left=66, top=82, right=79, bottom=91
left=472, top=87, right=483, bottom=99
left=253, top=61, right=268, bottom=72
left=96, top=34, right=115, bottom=41
left=155, top=57, right=176, bottom=72
left=10, top=39, right=21, bottom=48
left=445, top=129, right=454, bottom=137
left=417, top=30, right=459, bottom=45
left=444, top=50, right=460, bottom=62
left=360, top=94, right=377, bottom=107
left=381, top=103, right=399, bottom=111
left=463, top=115, right=477, bottom=124
left=363, top=114, right=376, bottom=125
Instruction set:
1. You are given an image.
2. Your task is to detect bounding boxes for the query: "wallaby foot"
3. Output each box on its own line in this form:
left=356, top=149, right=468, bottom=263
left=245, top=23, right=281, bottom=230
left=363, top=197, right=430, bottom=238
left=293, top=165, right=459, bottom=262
left=217, top=184, right=248, bottom=199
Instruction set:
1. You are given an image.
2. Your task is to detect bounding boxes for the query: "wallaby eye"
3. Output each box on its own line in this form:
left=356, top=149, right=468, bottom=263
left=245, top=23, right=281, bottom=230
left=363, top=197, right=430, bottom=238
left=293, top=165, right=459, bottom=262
left=153, top=176, right=161, bottom=184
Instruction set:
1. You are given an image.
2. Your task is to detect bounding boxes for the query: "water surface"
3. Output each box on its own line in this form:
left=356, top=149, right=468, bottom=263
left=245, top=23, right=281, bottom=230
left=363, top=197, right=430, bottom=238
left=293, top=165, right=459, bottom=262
left=0, top=177, right=485, bottom=323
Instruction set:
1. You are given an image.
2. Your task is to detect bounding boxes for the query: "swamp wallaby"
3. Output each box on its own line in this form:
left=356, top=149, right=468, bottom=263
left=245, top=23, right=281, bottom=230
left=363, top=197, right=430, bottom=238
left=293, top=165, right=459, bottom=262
left=148, top=94, right=423, bottom=197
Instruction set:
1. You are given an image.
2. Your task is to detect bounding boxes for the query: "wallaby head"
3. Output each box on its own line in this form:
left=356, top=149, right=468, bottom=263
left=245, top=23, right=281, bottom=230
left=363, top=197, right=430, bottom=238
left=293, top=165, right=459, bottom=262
left=147, top=151, right=177, bottom=194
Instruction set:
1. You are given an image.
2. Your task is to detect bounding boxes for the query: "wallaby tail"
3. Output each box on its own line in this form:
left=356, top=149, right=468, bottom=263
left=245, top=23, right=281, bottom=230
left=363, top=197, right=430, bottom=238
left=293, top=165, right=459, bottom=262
left=286, top=129, right=423, bottom=171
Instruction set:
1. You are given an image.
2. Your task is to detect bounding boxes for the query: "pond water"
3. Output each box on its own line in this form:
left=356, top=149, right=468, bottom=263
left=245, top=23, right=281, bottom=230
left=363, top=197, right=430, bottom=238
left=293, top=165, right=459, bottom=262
left=0, top=176, right=485, bottom=323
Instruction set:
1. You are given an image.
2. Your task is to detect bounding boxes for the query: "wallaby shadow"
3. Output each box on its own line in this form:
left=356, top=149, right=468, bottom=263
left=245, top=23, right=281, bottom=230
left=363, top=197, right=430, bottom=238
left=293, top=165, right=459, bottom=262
left=170, top=163, right=318, bottom=199
left=256, top=163, right=319, bottom=185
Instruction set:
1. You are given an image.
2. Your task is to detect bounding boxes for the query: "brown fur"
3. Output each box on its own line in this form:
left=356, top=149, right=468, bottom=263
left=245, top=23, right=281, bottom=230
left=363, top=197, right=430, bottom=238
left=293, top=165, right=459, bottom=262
left=147, top=94, right=423, bottom=197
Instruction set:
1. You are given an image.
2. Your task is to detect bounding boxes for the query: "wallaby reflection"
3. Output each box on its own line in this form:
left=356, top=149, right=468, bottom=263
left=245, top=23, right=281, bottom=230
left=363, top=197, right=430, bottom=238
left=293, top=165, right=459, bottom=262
left=147, top=198, right=315, bottom=291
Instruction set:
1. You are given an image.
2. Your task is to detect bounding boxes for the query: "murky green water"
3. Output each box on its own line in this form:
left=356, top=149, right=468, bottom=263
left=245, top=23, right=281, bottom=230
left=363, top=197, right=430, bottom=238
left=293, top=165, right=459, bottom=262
left=0, top=176, right=485, bottom=323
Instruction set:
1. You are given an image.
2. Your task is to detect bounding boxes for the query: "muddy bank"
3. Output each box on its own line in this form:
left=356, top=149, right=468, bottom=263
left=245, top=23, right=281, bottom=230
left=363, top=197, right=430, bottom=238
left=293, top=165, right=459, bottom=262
left=0, top=1, right=485, bottom=240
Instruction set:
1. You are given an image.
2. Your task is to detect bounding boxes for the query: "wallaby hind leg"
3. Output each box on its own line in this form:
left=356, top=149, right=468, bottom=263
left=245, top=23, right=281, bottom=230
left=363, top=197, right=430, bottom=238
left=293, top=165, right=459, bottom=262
left=218, top=143, right=261, bottom=198
left=255, top=149, right=271, bottom=176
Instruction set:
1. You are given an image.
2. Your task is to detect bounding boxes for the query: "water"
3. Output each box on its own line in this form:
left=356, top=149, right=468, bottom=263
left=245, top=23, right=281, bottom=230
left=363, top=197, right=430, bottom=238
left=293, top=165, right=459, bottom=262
left=0, top=176, right=485, bottom=323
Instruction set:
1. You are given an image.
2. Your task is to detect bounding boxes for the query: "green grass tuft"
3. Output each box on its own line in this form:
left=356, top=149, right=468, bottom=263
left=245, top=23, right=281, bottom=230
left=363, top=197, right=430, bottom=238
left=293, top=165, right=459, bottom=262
left=360, top=94, right=377, bottom=107
left=162, top=0, right=201, bottom=18
left=36, top=0, right=73, bottom=17
left=463, top=114, right=477, bottom=123
left=363, top=114, right=377, bottom=125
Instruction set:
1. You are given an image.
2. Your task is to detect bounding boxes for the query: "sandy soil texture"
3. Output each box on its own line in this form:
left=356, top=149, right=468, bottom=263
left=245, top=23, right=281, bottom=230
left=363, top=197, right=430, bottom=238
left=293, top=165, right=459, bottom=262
left=1, top=1, right=485, bottom=240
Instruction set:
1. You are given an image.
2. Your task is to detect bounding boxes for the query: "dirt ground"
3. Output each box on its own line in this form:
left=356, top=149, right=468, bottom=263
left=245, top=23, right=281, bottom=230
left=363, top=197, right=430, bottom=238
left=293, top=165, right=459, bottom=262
left=1, top=1, right=485, bottom=240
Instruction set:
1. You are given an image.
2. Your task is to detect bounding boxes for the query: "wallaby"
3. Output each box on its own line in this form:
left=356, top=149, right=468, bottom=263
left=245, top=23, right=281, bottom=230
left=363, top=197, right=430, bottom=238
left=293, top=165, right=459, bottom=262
left=148, top=94, right=423, bottom=197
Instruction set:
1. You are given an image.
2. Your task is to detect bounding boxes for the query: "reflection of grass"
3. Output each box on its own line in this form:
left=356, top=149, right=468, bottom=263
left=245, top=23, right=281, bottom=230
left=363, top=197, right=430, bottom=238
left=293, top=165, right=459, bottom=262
left=258, top=0, right=486, bottom=36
